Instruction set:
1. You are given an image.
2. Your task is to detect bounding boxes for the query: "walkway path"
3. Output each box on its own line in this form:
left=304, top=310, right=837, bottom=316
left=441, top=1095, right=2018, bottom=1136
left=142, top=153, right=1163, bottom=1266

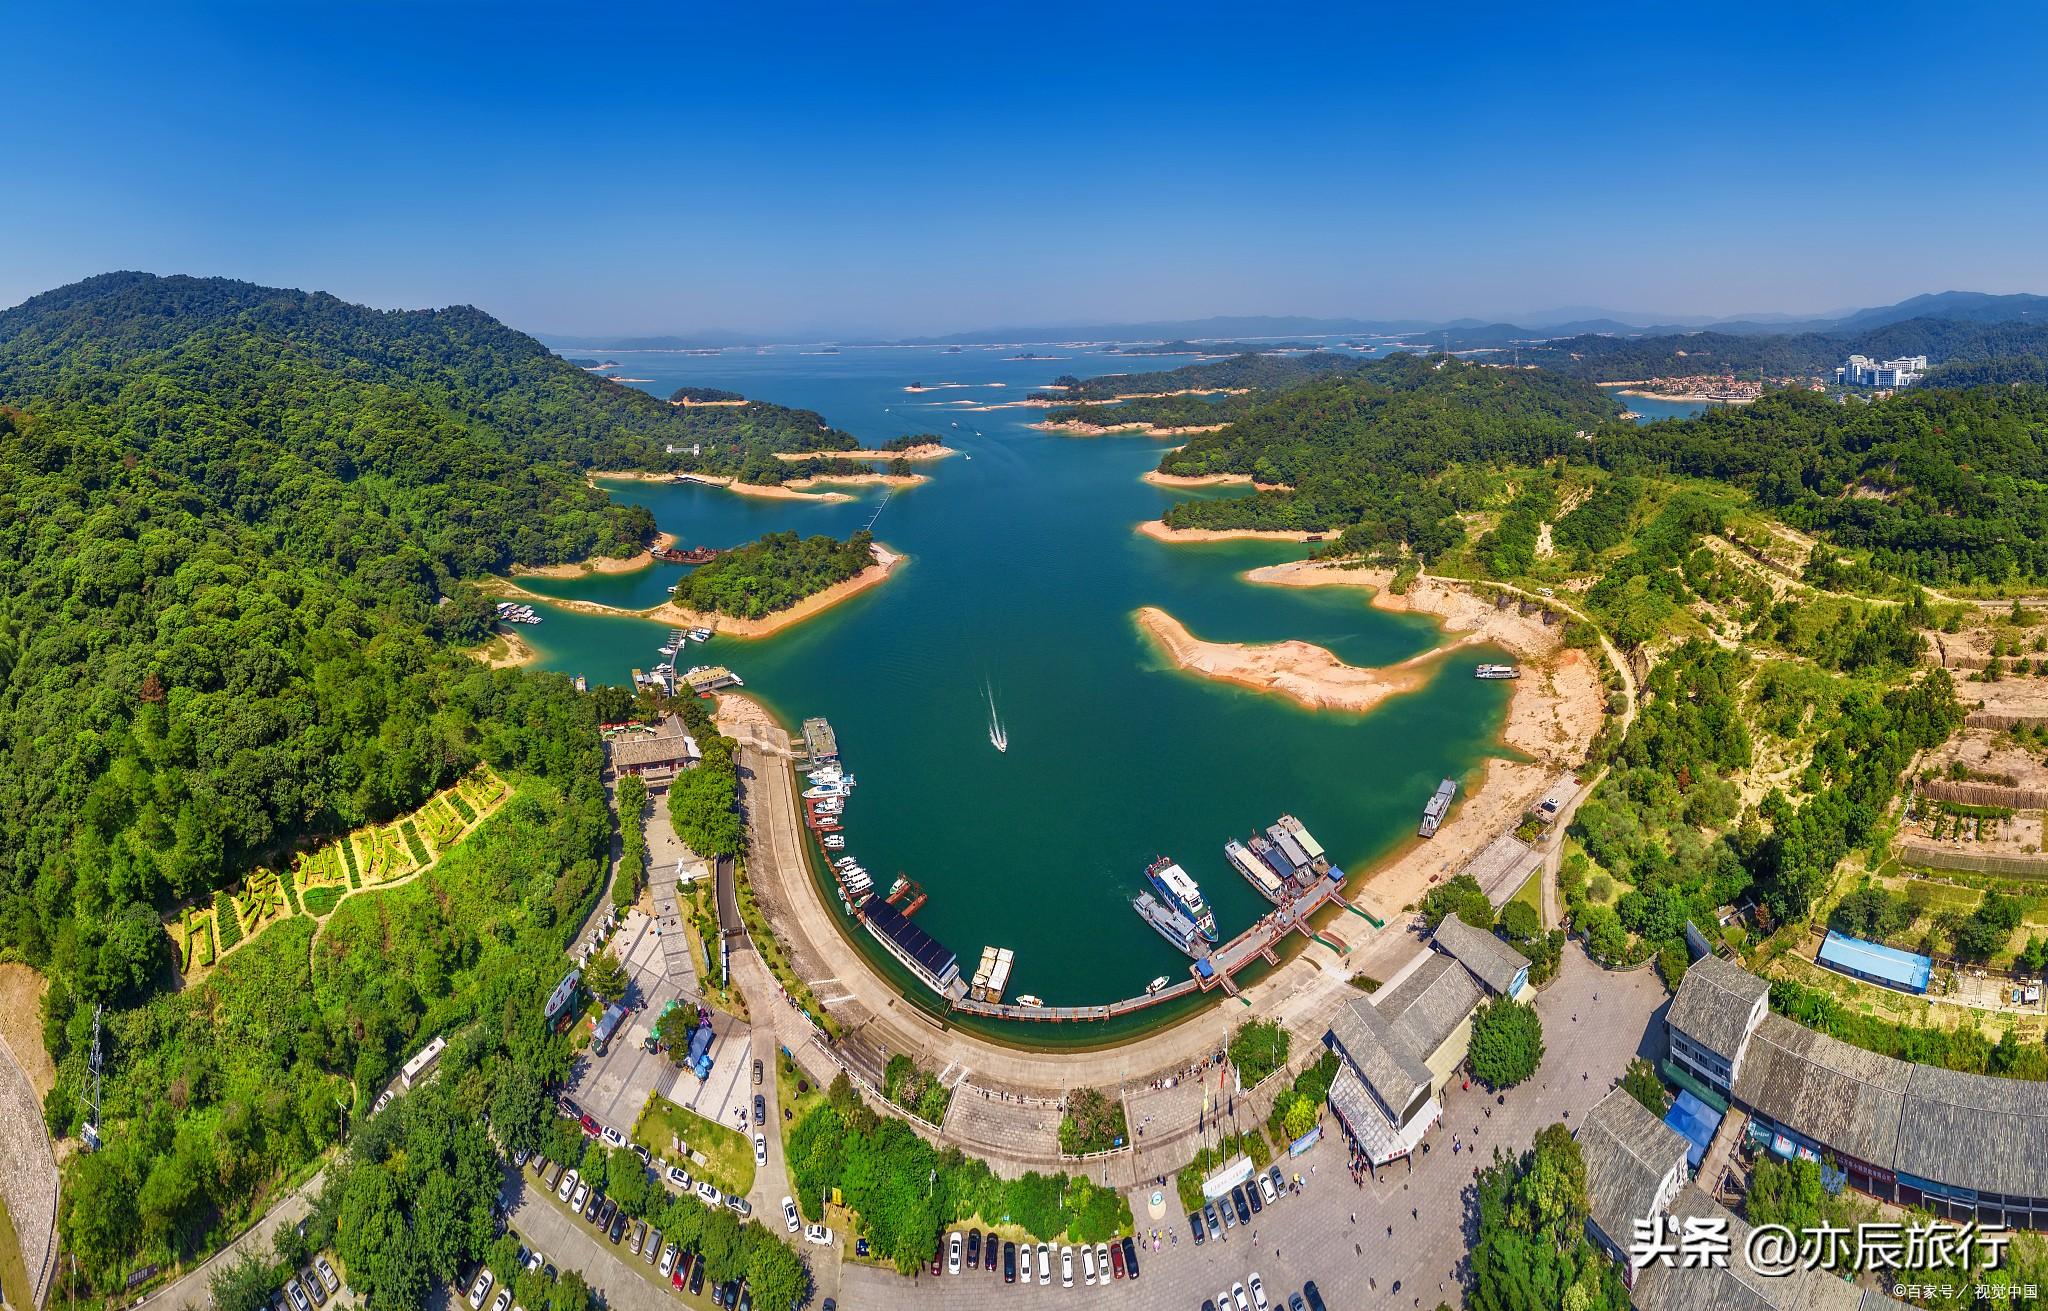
left=147, top=1170, right=327, bottom=1311
left=839, top=942, right=1668, bottom=1310
left=0, top=1027, right=56, bottom=1309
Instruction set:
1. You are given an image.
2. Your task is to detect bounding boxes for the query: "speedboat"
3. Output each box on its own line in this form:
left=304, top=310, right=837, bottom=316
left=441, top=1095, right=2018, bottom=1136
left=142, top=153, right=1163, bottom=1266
left=821, top=835, right=846, bottom=849
left=1146, top=976, right=1170, bottom=995
left=1014, top=995, right=1044, bottom=1008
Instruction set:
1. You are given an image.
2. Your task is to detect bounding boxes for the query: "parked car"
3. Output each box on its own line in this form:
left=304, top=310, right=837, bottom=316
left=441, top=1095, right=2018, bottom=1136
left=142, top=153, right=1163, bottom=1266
left=782, top=1196, right=800, bottom=1234
left=666, top=1164, right=691, bottom=1190
left=1248, top=1273, right=1268, bottom=1310
left=373, top=1090, right=393, bottom=1116
left=753, top=1132, right=767, bottom=1165
left=284, top=1278, right=311, bottom=1311
left=1289, top=1294, right=1307, bottom=1311
left=633, top=1144, right=651, bottom=1166
left=578, top=1114, right=599, bottom=1137
left=752, top=1094, right=766, bottom=1126
left=300, top=1270, right=326, bottom=1307
left=491, top=1289, right=511, bottom=1311
left=544, top=1161, right=564, bottom=1191
left=1219, top=1192, right=1235, bottom=1229
left=1081, top=1240, right=1095, bottom=1285
left=595, top=1196, right=617, bottom=1229
left=1189, top=1210, right=1205, bottom=1245
left=1230, top=1284, right=1249, bottom=1311
left=696, top=1181, right=721, bottom=1206
left=1059, top=1246, right=1073, bottom=1289
left=511, top=1146, right=530, bottom=1168
left=752, top=1059, right=763, bottom=1085
left=1108, top=1241, right=1125, bottom=1280
left=1267, top=1165, right=1286, bottom=1199
left=1002, top=1241, right=1016, bottom=1283
left=1120, top=1235, right=1139, bottom=1279
left=1035, top=1242, right=1050, bottom=1286
left=644, top=1229, right=662, bottom=1265
left=984, top=1230, right=998, bottom=1275
left=1203, top=1201, right=1221, bottom=1240
left=1301, top=1281, right=1326, bottom=1311
left=582, top=1190, right=603, bottom=1222
left=608, top=1209, right=629, bottom=1244
left=803, top=1223, right=831, bottom=1247
left=466, top=1272, right=491, bottom=1311
left=1258, top=1173, right=1278, bottom=1206
left=964, top=1228, right=980, bottom=1270
left=659, top=1242, right=678, bottom=1279
left=724, top=1193, right=752, bottom=1218
left=1231, top=1185, right=1251, bottom=1225
left=1246, top=1179, right=1263, bottom=1214
left=688, top=1258, right=706, bottom=1295
left=315, top=1258, right=340, bottom=1294
left=600, top=1126, right=627, bottom=1150
left=630, top=1221, right=647, bottom=1256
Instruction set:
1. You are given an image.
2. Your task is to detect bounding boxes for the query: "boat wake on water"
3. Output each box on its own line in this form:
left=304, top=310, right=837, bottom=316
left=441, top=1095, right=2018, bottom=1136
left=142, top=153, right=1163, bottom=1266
left=984, top=675, right=1009, bottom=753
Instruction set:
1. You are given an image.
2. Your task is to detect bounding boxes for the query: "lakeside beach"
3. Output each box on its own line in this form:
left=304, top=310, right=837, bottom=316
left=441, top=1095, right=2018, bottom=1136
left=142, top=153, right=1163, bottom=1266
left=1136, top=605, right=1465, bottom=714
left=1033, top=419, right=1230, bottom=437
left=1140, top=469, right=1291, bottom=489
left=770, top=441, right=958, bottom=461
left=1136, top=519, right=1320, bottom=543
left=590, top=469, right=855, bottom=503
left=511, top=531, right=677, bottom=579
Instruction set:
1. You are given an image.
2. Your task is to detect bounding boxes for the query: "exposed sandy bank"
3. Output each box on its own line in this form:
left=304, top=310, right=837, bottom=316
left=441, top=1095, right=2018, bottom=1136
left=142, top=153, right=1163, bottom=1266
left=1141, top=470, right=1293, bottom=490
left=771, top=442, right=958, bottom=462
left=470, top=627, right=538, bottom=669
left=1033, top=420, right=1231, bottom=438
left=1136, top=520, right=1320, bottom=543
left=513, top=532, right=676, bottom=579
left=1136, top=606, right=1470, bottom=714
left=488, top=544, right=904, bottom=640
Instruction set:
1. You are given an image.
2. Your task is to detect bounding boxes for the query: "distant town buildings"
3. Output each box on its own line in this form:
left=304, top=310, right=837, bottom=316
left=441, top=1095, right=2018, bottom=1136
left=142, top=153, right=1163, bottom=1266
left=1836, top=353, right=1927, bottom=387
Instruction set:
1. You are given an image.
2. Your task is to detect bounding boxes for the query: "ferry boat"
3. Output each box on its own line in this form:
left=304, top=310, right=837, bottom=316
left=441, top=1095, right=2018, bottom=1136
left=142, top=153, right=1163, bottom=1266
left=1248, top=834, right=1296, bottom=886
left=1225, top=838, right=1286, bottom=904
left=1133, top=891, right=1206, bottom=957
left=1275, top=814, right=1326, bottom=863
left=1419, top=778, right=1457, bottom=838
left=1144, top=857, right=1219, bottom=942
left=1474, top=663, right=1521, bottom=680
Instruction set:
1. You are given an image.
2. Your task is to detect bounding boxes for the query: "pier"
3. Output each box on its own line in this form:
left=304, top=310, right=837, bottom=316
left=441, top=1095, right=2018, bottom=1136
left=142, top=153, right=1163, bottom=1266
left=950, top=976, right=1203, bottom=1022
left=1193, top=872, right=1349, bottom=996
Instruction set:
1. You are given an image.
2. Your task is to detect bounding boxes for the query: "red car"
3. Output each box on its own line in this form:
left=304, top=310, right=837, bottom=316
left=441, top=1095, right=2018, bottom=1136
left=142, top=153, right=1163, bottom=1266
left=579, top=1114, right=600, bottom=1137
left=1109, top=1242, right=1125, bottom=1280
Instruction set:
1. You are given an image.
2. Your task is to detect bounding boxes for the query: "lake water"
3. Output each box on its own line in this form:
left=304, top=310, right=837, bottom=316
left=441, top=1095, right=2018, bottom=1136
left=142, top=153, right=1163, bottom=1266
left=520, top=343, right=1521, bottom=1028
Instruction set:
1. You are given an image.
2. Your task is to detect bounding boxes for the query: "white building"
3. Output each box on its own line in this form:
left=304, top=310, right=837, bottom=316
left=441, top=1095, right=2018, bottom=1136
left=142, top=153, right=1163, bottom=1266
left=1835, top=353, right=1927, bottom=388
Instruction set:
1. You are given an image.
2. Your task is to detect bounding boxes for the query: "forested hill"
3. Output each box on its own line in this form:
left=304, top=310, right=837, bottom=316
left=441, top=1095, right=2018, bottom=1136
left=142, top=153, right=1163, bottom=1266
left=1492, top=316, right=2048, bottom=382
left=0, top=272, right=862, bottom=478
left=1152, top=356, right=1619, bottom=548
left=1034, top=349, right=1370, bottom=401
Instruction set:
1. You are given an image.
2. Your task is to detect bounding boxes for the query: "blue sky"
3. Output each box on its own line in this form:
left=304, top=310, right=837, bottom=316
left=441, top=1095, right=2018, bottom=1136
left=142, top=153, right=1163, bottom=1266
left=6, top=2, right=2046, bottom=337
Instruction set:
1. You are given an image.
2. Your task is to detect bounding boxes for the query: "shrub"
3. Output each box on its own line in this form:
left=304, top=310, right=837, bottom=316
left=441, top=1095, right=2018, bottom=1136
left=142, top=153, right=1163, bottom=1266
left=1229, top=1019, right=1290, bottom=1087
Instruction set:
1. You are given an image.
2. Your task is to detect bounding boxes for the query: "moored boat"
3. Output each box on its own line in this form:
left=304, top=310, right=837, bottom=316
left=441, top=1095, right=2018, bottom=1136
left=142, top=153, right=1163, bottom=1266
left=1133, top=890, right=1206, bottom=957
left=1144, top=856, right=1219, bottom=942
left=1225, top=838, right=1285, bottom=904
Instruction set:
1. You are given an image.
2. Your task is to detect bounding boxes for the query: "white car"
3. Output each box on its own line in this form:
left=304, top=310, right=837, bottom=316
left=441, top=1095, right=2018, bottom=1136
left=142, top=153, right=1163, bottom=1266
left=782, top=1196, right=800, bottom=1234
left=947, top=1231, right=962, bottom=1275
left=724, top=1194, right=752, bottom=1218
left=373, top=1090, right=393, bottom=1115
left=600, top=1126, right=627, bottom=1150
left=1035, top=1243, right=1050, bottom=1287
left=803, top=1223, right=832, bottom=1247
left=1258, top=1174, right=1277, bottom=1206
left=315, top=1259, right=340, bottom=1294
left=524, top=1250, right=542, bottom=1273
left=286, top=1283, right=311, bottom=1311
left=1082, top=1245, right=1096, bottom=1285
left=1095, top=1243, right=1110, bottom=1281
left=666, top=1165, right=691, bottom=1190
left=570, top=1181, right=590, bottom=1212
left=556, top=1168, right=578, bottom=1203
left=466, top=1272, right=492, bottom=1311
left=1218, top=1293, right=1235, bottom=1311
left=1231, top=1282, right=1249, bottom=1311
left=753, top=1133, right=767, bottom=1165
left=491, top=1288, right=511, bottom=1311
left=511, top=1147, right=530, bottom=1167
left=1248, top=1273, right=1269, bottom=1310
left=696, top=1181, right=721, bottom=1206
left=659, top=1243, right=678, bottom=1278
left=1059, top=1246, right=1073, bottom=1289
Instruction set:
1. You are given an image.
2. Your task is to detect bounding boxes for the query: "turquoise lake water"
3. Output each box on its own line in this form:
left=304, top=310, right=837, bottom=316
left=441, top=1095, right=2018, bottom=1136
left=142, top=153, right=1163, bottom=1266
left=519, top=342, right=1529, bottom=1024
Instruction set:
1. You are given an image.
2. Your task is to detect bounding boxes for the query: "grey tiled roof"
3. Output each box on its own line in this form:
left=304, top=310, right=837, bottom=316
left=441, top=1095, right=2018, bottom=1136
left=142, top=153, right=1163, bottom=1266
left=1326, top=993, right=1432, bottom=1122
left=1431, top=915, right=1528, bottom=994
left=1666, top=953, right=1770, bottom=1061
left=1629, top=1186, right=1910, bottom=1311
left=1379, top=953, right=1485, bottom=1058
left=1735, top=1015, right=1908, bottom=1174
left=1895, top=1056, right=2048, bottom=1197
left=1577, top=1089, right=1688, bottom=1251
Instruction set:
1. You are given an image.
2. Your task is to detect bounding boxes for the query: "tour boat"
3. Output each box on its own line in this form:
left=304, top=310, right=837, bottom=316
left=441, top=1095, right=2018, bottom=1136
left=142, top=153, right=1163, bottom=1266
left=1146, top=976, right=1170, bottom=995
left=821, top=835, right=845, bottom=849
left=1144, top=857, right=1220, bottom=943
left=1014, top=995, right=1045, bottom=1008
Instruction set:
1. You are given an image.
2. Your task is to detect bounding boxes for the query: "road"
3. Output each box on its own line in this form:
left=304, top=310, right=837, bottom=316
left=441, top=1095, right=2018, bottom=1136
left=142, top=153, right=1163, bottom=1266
left=837, top=941, right=1668, bottom=1310
left=148, top=1170, right=327, bottom=1311
left=0, top=1028, right=56, bottom=1310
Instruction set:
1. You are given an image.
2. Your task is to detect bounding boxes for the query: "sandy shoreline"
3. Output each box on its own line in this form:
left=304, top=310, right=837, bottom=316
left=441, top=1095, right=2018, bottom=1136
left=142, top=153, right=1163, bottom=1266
left=1140, top=470, right=1292, bottom=490
left=590, top=470, right=856, bottom=503
left=512, top=532, right=676, bottom=579
left=1033, top=419, right=1230, bottom=438
left=1137, top=606, right=1466, bottom=714
left=771, top=442, right=958, bottom=462
left=1136, top=520, right=1320, bottom=543
left=470, top=626, right=538, bottom=669
left=669, top=397, right=750, bottom=407
left=487, top=543, right=904, bottom=640
left=781, top=471, right=928, bottom=491
left=1234, top=560, right=1605, bottom=917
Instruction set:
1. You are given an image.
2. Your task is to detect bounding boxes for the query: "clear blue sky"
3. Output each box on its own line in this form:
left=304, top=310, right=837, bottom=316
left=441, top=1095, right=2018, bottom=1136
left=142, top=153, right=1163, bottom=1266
left=7, top=1, right=2046, bottom=337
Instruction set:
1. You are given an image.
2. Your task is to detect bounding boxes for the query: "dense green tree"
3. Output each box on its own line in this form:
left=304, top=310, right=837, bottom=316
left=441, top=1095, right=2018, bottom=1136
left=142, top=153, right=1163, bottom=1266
left=583, top=949, right=629, bottom=1005
left=1468, top=996, right=1544, bottom=1089
left=1468, top=1124, right=1626, bottom=1311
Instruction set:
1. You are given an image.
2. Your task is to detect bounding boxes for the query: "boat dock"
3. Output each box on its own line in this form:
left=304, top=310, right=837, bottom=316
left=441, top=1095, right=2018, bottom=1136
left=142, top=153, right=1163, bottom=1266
left=1192, top=870, right=1350, bottom=996
left=951, top=975, right=1203, bottom=1022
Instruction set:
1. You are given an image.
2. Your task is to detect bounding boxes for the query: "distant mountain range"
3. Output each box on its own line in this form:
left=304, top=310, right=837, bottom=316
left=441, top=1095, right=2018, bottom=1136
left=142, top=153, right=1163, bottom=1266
left=543, top=291, right=2048, bottom=353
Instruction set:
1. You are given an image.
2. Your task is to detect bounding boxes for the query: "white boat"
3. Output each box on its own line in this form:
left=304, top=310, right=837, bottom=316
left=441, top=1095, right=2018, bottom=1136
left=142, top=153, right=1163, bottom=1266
left=821, top=835, right=845, bottom=849
left=1146, top=976, right=1170, bottom=995
left=688, top=627, right=714, bottom=642
left=803, top=782, right=850, bottom=799
left=984, top=677, right=1008, bottom=753
left=1014, top=994, right=1045, bottom=1008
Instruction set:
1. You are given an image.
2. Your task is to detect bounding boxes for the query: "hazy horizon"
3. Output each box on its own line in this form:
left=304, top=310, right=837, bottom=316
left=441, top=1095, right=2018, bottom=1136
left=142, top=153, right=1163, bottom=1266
left=7, top=2, right=2046, bottom=338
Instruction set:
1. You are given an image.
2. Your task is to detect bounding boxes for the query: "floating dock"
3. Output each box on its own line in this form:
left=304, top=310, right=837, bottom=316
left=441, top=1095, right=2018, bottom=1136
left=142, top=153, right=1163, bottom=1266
left=801, top=717, right=839, bottom=764
left=684, top=665, right=743, bottom=692
left=1474, top=663, right=1521, bottom=680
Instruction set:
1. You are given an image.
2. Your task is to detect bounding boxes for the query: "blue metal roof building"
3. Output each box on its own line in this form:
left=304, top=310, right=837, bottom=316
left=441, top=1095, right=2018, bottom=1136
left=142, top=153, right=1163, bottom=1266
left=1663, top=1089, right=1722, bottom=1170
left=1817, top=929, right=1932, bottom=995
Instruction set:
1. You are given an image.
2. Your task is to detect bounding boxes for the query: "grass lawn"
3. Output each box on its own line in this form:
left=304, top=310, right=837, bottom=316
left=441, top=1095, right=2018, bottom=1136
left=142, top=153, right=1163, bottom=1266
left=632, top=1095, right=755, bottom=1198
left=0, top=1195, right=31, bottom=1311
left=1508, top=868, right=1543, bottom=917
